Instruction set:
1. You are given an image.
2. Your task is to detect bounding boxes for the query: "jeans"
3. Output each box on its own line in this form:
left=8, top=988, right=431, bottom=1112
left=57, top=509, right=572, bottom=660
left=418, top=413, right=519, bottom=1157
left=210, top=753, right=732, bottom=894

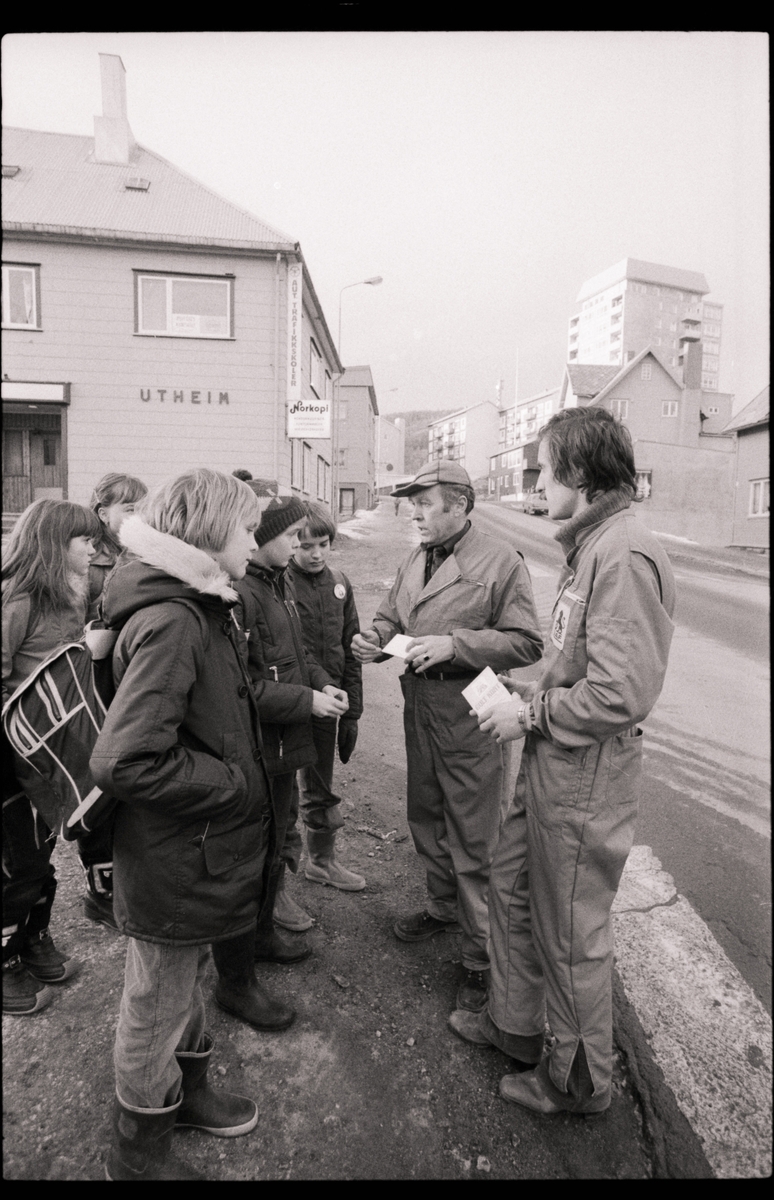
left=295, top=717, right=344, bottom=833
left=114, top=939, right=210, bottom=1109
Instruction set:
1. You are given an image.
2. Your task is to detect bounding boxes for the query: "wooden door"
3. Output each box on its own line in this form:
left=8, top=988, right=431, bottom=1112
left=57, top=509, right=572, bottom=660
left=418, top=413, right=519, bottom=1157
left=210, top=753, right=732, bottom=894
left=2, top=428, right=31, bottom=511
left=29, top=429, right=63, bottom=500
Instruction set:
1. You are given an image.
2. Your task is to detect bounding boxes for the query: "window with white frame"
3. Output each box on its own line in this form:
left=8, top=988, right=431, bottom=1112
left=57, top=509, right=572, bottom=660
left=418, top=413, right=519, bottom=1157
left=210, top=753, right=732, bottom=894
left=2, top=263, right=40, bottom=328
left=635, top=470, right=652, bottom=499
left=310, top=339, right=323, bottom=397
left=611, top=399, right=629, bottom=421
left=749, top=479, right=769, bottom=517
left=136, top=272, right=232, bottom=338
left=641, top=363, right=652, bottom=380
left=662, top=401, right=678, bottom=417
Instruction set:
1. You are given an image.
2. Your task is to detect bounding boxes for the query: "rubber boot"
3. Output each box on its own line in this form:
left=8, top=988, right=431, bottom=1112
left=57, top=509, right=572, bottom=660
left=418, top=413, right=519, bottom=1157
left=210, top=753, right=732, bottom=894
left=21, top=928, right=80, bottom=983
left=83, top=864, right=118, bottom=931
left=273, top=873, right=314, bottom=932
left=304, top=829, right=366, bottom=891
left=105, top=1091, right=205, bottom=1180
left=175, top=1033, right=258, bottom=1136
left=212, top=930, right=296, bottom=1032
left=254, top=865, right=312, bottom=963
left=2, top=953, right=54, bottom=1015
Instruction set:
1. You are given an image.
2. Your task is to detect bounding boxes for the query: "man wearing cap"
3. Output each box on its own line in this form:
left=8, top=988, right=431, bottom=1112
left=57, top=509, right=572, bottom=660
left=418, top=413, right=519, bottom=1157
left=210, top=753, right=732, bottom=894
left=352, top=461, right=543, bottom=1013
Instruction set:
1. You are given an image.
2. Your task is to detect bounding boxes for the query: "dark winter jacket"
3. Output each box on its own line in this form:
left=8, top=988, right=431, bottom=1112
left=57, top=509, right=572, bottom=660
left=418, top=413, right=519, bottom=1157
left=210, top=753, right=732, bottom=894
left=88, top=541, right=118, bottom=608
left=286, top=559, right=363, bottom=721
left=90, top=515, right=272, bottom=947
left=236, top=563, right=334, bottom=777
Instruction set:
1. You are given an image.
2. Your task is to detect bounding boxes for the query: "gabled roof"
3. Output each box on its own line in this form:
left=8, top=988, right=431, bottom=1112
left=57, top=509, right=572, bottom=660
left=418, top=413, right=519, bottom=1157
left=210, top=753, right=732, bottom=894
left=566, top=364, right=620, bottom=398
left=577, top=257, right=710, bottom=302
left=340, top=366, right=375, bottom=388
left=562, top=347, right=682, bottom=409
left=592, top=345, right=682, bottom=403
left=2, top=127, right=295, bottom=251
left=340, top=365, right=378, bottom=415
left=723, top=386, right=770, bottom=433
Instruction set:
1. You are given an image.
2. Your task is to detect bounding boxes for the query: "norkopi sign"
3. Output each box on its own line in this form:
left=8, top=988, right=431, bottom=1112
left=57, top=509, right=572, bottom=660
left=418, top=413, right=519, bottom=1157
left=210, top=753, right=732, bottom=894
left=287, top=396, right=331, bottom=439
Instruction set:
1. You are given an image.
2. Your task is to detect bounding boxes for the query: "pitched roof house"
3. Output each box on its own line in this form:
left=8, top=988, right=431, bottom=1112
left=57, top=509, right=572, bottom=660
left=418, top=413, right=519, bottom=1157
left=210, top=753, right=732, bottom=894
left=2, top=55, right=341, bottom=521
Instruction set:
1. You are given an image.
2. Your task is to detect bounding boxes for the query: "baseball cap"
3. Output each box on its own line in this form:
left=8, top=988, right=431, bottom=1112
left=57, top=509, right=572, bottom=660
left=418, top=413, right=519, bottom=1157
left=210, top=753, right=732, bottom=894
left=390, top=459, right=472, bottom=497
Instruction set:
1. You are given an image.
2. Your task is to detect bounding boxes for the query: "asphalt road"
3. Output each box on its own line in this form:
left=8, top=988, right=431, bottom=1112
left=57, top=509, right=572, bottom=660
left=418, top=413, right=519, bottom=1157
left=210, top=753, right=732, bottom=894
left=474, top=503, right=771, bottom=1013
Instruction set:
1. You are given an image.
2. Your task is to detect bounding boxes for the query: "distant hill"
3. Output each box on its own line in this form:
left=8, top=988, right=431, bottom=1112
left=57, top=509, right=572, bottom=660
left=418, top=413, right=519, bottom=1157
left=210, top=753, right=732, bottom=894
left=390, top=409, right=456, bottom=473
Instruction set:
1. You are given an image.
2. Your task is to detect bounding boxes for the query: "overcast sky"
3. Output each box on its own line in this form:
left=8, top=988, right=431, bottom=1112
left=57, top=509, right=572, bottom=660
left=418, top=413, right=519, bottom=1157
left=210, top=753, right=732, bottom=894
left=2, top=31, right=769, bottom=415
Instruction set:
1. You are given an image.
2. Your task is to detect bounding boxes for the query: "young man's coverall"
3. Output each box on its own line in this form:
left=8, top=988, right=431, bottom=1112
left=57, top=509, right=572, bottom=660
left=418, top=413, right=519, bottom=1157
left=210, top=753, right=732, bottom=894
left=487, top=491, right=675, bottom=1111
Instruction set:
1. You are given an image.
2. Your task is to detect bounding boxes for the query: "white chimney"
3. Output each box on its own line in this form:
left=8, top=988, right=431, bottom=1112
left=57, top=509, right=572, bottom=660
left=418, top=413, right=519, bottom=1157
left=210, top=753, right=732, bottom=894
left=94, top=54, right=135, bottom=164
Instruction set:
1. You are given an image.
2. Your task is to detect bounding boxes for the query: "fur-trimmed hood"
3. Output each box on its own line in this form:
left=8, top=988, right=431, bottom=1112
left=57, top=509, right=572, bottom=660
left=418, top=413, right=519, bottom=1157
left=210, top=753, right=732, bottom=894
left=101, top=515, right=237, bottom=629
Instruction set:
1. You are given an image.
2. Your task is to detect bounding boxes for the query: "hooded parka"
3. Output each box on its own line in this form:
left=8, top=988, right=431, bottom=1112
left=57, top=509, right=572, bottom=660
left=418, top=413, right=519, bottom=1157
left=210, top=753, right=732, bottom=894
left=90, top=516, right=272, bottom=947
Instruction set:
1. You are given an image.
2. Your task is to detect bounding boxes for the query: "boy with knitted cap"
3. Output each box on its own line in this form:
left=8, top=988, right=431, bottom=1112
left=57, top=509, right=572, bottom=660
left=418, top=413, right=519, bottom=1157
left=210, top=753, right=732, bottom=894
left=212, top=496, right=350, bottom=1029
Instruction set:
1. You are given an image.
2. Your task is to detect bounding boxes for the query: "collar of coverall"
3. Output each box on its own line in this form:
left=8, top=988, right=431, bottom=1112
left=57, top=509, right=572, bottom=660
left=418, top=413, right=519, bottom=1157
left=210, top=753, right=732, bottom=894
left=554, top=488, right=633, bottom=556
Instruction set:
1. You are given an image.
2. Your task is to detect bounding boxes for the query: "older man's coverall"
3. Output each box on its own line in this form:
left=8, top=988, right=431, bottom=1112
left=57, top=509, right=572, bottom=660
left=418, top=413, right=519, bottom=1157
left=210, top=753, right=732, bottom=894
left=371, top=520, right=543, bottom=970
left=486, top=491, right=675, bottom=1111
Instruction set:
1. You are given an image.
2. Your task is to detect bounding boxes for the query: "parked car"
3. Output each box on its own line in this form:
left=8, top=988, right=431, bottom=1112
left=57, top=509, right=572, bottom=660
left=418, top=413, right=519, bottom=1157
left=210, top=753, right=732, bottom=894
left=522, top=490, right=549, bottom=516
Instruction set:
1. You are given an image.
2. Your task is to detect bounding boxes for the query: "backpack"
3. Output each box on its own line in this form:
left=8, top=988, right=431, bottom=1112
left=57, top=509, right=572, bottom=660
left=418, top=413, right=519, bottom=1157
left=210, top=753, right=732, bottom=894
left=2, top=626, right=119, bottom=841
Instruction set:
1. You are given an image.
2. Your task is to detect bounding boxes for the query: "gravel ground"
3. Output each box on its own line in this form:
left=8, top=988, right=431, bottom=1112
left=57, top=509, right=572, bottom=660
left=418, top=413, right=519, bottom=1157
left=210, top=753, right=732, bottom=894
left=3, top=499, right=678, bottom=1180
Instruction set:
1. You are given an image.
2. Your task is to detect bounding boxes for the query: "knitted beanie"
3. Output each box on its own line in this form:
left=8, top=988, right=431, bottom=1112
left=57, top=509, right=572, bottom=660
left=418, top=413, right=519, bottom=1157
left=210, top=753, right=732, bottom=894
left=255, top=495, right=308, bottom=547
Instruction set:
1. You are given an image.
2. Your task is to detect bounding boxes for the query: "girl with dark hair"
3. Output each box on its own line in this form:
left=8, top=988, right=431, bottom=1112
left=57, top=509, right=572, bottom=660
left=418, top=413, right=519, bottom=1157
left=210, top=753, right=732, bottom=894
left=2, top=498, right=101, bottom=1015
left=89, top=472, right=148, bottom=602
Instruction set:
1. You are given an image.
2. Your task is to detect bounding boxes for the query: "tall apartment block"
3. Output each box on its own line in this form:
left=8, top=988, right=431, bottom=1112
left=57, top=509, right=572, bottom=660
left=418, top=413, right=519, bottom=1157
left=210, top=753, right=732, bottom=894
left=567, top=258, right=723, bottom=391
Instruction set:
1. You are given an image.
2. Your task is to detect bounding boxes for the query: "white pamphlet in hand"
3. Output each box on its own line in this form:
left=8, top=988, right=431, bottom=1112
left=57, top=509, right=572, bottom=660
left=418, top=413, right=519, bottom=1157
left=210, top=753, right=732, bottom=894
left=382, top=634, right=414, bottom=659
left=461, top=666, right=513, bottom=716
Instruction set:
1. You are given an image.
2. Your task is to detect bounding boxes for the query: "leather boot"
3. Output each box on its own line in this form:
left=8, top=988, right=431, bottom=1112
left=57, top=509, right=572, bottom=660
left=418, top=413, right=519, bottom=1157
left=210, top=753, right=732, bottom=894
left=105, top=1091, right=205, bottom=1180
left=305, top=829, right=366, bottom=891
left=212, top=931, right=296, bottom=1032
left=176, top=1033, right=258, bottom=1136
left=273, top=874, right=314, bottom=932
left=254, top=864, right=312, bottom=963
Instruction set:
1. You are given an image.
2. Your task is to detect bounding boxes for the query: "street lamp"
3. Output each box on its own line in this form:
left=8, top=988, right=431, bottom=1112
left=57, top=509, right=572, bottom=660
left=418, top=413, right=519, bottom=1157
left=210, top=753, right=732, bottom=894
left=333, top=276, right=383, bottom=515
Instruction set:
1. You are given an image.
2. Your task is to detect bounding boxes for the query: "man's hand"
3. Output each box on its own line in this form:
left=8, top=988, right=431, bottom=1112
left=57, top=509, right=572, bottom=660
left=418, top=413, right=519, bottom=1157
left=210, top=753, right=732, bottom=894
left=405, top=635, right=454, bottom=673
left=476, top=697, right=527, bottom=744
left=337, top=718, right=358, bottom=764
left=351, top=630, right=382, bottom=663
left=497, top=676, right=538, bottom=701
left=312, top=687, right=349, bottom=718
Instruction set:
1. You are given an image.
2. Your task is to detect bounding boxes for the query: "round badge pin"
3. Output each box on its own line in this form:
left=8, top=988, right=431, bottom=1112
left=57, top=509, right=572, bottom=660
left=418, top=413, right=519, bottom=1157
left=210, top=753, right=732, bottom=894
left=334, top=583, right=347, bottom=600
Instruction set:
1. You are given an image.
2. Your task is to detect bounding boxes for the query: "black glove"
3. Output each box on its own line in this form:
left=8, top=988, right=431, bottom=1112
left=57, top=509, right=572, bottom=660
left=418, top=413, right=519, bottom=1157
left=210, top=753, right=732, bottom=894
left=337, top=718, right=359, bottom=764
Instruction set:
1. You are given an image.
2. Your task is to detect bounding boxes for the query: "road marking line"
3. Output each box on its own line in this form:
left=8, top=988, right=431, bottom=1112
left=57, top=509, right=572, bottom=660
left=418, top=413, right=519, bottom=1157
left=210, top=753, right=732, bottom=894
left=614, top=846, right=772, bottom=1178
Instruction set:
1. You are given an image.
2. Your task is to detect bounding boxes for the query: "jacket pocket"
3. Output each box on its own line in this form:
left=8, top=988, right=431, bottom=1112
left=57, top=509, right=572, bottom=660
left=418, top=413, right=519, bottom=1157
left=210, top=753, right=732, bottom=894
left=266, top=656, right=297, bottom=683
left=202, top=821, right=265, bottom=877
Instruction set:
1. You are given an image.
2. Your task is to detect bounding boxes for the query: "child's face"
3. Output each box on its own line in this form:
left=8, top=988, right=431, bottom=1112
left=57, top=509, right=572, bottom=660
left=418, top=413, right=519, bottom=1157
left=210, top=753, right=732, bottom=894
left=99, top=500, right=138, bottom=537
left=251, top=521, right=303, bottom=570
left=212, top=516, right=260, bottom=580
left=294, top=530, right=331, bottom=574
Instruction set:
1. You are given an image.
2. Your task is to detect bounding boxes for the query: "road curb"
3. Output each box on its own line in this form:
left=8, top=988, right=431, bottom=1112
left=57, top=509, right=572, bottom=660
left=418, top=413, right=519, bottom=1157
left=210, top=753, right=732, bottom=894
left=612, top=969, right=714, bottom=1178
